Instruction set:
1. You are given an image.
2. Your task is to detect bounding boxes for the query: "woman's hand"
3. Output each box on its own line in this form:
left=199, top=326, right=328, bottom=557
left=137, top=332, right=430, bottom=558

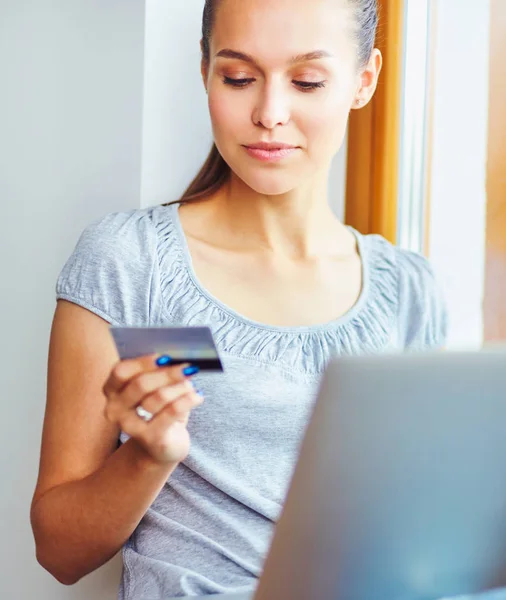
left=103, top=354, right=203, bottom=465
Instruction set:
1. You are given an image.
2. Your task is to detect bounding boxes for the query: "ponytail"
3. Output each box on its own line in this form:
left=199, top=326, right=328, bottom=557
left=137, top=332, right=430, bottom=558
left=162, top=1, right=230, bottom=207
left=162, top=143, right=230, bottom=207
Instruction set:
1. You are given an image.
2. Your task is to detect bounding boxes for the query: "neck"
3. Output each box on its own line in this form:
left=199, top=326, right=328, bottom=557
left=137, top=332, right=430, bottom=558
left=198, top=172, right=352, bottom=260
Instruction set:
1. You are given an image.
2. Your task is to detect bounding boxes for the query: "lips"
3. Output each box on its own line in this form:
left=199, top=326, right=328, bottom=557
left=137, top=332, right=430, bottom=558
left=243, top=142, right=299, bottom=162
left=245, top=142, right=297, bottom=151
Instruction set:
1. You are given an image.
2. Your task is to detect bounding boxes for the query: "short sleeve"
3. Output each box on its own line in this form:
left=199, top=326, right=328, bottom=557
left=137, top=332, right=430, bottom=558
left=395, top=249, right=449, bottom=351
left=56, top=209, right=161, bottom=326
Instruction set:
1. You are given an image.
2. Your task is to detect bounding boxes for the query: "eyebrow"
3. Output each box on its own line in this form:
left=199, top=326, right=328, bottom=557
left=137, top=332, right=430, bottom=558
left=215, top=49, right=333, bottom=65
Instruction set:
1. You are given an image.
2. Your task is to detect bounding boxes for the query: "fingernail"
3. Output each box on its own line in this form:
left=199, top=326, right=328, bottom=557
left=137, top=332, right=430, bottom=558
left=183, top=365, right=200, bottom=377
left=156, top=355, right=172, bottom=366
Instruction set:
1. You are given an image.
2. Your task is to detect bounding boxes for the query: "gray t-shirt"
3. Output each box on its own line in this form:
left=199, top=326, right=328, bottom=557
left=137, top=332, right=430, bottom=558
left=56, top=203, right=448, bottom=599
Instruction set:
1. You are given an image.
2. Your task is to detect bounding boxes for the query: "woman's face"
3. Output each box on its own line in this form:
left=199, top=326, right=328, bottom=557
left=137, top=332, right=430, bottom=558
left=203, top=0, right=380, bottom=196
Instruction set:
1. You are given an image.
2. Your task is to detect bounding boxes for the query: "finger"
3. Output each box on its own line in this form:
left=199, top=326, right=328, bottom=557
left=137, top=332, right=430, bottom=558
left=123, top=391, right=202, bottom=437
left=117, top=406, right=150, bottom=439
left=103, top=353, right=162, bottom=397
left=138, top=381, right=196, bottom=416
left=154, top=392, right=204, bottom=428
left=144, top=398, right=200, bottom=440
left=104, top=358, right=197, bottom=423
left=124, top=394, right=204, bottom=461
left=163, top=392, right=204, bottom=419
left=103, top=350, right=195, bottom=396
left=119, top=364, right=198, bottom=411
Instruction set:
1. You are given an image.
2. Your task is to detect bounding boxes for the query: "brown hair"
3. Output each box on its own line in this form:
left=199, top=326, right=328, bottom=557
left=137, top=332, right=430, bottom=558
left=164, top=0, right=378, bottom=207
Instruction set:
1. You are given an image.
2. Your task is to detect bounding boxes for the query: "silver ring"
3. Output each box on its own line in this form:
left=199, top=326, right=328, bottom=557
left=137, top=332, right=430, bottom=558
left=135, top=405, right=154, bottom=422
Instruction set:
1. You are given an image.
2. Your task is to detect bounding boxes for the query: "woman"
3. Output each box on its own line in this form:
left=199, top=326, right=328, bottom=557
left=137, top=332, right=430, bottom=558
left=30, top=0, right=447, bottom=598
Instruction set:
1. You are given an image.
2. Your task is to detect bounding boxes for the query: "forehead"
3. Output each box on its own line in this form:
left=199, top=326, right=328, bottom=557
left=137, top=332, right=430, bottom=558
left=212, top=0, right=356, bottom=64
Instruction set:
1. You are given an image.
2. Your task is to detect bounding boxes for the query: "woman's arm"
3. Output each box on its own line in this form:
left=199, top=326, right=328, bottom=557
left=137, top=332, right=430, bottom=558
left=30, top=301, right=179, bottom=585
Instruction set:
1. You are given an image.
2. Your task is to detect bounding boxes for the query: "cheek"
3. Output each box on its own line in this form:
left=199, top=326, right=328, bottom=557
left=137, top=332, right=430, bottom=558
left=298, top=92, right=352, bottom=153
left=208, top=86, right=245, bottom=139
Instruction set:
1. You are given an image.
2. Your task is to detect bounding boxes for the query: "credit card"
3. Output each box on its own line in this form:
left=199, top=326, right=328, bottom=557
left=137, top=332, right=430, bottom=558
left=109, top=326, right=223, bottom=371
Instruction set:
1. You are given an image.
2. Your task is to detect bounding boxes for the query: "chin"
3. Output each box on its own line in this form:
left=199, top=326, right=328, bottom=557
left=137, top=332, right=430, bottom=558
left=232, top=164, right=305, bottom=196
left=246, top=178, right=297, bottom=196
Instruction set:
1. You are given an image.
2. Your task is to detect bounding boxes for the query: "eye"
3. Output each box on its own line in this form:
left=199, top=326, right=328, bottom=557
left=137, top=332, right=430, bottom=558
left=222, top=76, right=328, bottom=91
left=293, top=80, right=327, bottom=91
left=223, top=76, right=255, bottom=88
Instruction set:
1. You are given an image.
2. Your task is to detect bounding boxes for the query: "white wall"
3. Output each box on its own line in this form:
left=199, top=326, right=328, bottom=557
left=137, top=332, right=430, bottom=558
left=140, top=0, right=347, bottom=217
left=427, top=0, right=490, bottom=349
left=0, top=1, right=145, bottom=598
left=141, top=1, right=211, bottom=206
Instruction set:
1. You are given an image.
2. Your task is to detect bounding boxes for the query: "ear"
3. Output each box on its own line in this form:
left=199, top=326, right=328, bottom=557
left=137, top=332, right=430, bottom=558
left=200, top=40, right=209, bottom=93
left=352, top=49, right=382, bottom=110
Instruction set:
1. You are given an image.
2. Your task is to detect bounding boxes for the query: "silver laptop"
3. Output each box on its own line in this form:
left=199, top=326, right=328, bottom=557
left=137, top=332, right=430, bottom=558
left=173, top=350, right=506, bottom=600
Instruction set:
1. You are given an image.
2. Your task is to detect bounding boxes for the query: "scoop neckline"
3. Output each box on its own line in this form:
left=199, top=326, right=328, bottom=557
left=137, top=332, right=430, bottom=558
left=167, top=202, right=371, bottom=334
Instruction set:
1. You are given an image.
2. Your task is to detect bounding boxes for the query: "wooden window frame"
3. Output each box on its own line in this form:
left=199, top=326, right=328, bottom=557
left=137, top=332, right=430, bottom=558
left=344, top=0, right=405, bottom=244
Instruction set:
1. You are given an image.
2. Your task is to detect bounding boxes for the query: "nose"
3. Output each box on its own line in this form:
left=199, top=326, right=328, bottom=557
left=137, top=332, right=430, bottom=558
left=252, top=80, right=291, bottom=130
